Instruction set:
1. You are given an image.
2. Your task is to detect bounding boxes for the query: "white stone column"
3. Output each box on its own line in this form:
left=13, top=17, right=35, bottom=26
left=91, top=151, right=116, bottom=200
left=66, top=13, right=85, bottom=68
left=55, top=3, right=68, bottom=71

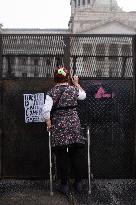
left=76, top=0, right=78, bottom=6
left=28, top=57, right=32, bottom=77
left=2, top=57, right=7, bottom=77
left=0, top=24, right=2, bottom=32
left=71, top=0, right=75, bottom=15
left=39, top=57, right=44, bottom=77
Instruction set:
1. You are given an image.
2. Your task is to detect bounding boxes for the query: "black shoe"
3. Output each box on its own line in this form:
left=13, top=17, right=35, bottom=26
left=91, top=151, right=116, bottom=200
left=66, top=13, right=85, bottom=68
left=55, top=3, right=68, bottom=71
left=74, top=182, right=83, bottom=193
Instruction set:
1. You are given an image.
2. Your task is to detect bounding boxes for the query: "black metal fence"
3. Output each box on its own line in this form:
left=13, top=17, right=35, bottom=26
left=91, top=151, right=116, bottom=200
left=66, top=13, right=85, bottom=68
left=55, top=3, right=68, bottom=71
left=1, top=34, right=134, bottom=78
left=0, top=34, right=136, bottom=179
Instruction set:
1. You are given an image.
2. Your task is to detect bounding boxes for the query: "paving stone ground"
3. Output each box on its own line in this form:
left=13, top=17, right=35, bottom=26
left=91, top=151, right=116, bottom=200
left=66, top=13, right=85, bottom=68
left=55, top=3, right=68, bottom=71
left=0, top=179, right=136, bottom=205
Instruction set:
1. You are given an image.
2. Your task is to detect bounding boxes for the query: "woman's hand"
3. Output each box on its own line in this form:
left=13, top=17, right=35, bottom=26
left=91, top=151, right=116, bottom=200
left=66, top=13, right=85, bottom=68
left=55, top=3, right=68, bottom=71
left=72, top=75, right=85, bottom=92
left=45, top=119, right=52, bottom=132
left=71, top=75, right=79, bottom=86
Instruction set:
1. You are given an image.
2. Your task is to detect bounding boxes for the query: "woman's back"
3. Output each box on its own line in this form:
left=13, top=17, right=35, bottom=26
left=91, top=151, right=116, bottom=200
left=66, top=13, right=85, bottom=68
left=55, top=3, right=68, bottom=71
left=48, top=84, right=79, bottom=109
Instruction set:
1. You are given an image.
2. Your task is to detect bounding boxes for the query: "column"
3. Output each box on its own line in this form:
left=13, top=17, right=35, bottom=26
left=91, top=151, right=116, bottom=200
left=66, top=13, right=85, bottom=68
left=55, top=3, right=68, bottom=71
left=28, top=57, right=31, bottom=77
left=85, top=0, right=88, bottom=5
left=15, top=57, right=19, bottom=77
left=71, top=0, right=75, bottom=15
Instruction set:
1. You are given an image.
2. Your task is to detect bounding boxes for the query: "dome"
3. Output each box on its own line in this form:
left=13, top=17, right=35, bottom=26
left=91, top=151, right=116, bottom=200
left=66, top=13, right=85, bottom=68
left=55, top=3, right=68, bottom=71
left=93, top=0, right=120, bottom=10
left=72, top=0, right=120, bottom=11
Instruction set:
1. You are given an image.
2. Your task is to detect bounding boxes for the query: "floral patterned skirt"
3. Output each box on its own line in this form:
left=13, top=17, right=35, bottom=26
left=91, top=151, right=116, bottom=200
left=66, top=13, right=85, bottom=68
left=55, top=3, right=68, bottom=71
left=51, top=109, right=85, bottom=147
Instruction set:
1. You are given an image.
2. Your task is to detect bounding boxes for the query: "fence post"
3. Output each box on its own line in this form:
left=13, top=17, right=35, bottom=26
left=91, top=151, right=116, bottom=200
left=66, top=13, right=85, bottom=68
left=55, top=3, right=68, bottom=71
left=0, top=33, right=2, bottom=178
left=0, top=34, right=2, bottom=78
left=7, top=56, right=12, bottom=78
left=63, top=35, right=70, bottom=68
left=132, top=35, right=136, bottom=177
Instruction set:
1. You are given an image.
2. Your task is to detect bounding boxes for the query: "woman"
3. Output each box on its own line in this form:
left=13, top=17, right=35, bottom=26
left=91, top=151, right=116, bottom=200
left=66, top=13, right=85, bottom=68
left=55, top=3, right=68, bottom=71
left=42, top=66, right=86, bottom=194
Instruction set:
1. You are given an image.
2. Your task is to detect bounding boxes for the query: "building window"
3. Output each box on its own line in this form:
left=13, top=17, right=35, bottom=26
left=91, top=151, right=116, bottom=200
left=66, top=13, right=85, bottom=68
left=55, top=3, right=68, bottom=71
left=88, top=0, right=90, bottom=4
left=46, top=59, right=51, bottom=66
left=19, top=57, right=27, bottom=65
left=83, top=0, right=85, bottom=5
left=33, top=58, right=39, bottom=66
left=78, top=0, right=80, bottom=6
left=96, top=44, right=105, bottom=61
left=55, top=57, right=63, bottom=67
left=10, top=57, right=15, bottom=65
left=83, top=43, right=92, bottom=55
left=121, top=44, right=131, bottom=56
left=109, top=44, right=118, bottom=61
left=22, top=73, right=27, bottom=77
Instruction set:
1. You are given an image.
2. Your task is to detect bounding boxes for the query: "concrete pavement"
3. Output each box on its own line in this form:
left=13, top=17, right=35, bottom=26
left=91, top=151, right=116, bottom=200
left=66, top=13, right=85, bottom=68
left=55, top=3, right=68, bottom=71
left=0, top=179, right=136, bottom=205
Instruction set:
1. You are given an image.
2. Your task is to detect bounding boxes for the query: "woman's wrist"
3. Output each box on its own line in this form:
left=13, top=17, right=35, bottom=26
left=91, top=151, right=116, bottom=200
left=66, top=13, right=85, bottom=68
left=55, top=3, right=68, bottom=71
left=74, top=83, right=80, bottom=88
left=45, top=119, right=51, bottom=127
left=74, top=83, right=84, bottom=91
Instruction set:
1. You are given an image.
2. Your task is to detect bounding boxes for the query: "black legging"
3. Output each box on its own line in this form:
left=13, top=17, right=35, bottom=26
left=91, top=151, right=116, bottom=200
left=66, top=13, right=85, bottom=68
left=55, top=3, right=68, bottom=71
left=53, top=145, right=84, bottom=185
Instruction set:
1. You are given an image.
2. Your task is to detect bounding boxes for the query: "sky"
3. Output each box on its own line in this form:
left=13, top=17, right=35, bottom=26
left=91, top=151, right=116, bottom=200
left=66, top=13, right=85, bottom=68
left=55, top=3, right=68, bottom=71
left=118, top=0, right=136, bottom=11
left=0, top=0, right=136, bottom=29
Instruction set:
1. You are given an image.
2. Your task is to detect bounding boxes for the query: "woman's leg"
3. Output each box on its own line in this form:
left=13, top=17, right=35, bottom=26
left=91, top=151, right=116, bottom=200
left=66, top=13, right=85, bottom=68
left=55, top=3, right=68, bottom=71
left=53, top=147, right=69, bottom=185
left=69, top=145, right=84, bottom=183
left=68, top=145, right=85, bottom=192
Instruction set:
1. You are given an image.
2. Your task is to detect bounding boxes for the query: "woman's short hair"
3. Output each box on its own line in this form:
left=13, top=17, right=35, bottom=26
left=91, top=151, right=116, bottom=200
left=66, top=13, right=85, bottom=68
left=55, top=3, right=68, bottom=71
left=54, top=67, right=70, bottom=83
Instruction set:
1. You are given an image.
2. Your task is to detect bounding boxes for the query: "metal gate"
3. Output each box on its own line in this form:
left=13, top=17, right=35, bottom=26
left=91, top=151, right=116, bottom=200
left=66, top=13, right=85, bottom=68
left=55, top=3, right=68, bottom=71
left=0, top=34, right=136, bottom=179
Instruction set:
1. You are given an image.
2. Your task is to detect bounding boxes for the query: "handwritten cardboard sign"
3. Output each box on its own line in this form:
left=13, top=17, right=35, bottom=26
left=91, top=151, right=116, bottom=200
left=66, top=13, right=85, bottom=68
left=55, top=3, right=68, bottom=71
left=24, top=93, right=44, bottom=123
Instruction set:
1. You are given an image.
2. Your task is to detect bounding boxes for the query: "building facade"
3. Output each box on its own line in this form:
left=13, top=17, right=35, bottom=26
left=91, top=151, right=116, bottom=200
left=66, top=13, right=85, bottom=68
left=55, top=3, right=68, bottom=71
left=69, top=0, right=136, bottom=34
left=68, top=0, right=135, bottom=77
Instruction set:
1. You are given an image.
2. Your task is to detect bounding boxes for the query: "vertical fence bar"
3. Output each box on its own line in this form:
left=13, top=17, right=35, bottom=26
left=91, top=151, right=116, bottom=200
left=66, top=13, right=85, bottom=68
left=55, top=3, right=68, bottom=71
left=7, top=56, right=12, bottom=78
left=0, top=34, right=2, bottom=78
left=132, top=35, right=136, bottom=177
left=72, top=56, right=77, bottom=75
left=63, top=35, right=70, bottom=68
left=0, top=33, right=2, bottom=178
